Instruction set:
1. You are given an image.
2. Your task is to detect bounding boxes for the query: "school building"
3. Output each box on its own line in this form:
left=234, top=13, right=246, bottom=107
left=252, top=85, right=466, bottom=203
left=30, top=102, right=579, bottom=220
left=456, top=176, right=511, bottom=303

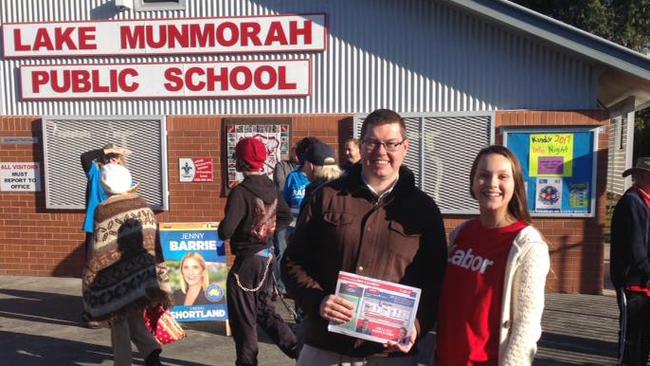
left=1, top=0, right=649, bottom=294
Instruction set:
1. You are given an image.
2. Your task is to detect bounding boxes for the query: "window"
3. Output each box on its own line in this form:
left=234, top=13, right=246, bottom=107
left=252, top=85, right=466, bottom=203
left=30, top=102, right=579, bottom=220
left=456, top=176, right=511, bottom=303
left=134, top=0, right=186, bottom=11
left=41, top=117, right=169, bottom=210
left=354, top=112, right=495, bottom=214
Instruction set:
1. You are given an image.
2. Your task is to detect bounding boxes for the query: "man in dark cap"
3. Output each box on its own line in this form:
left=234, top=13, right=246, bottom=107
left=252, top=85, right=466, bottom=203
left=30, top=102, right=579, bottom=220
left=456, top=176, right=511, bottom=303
left=611, top=157, right=650, bottom=366
left=218, top=137, right=297, bottom=366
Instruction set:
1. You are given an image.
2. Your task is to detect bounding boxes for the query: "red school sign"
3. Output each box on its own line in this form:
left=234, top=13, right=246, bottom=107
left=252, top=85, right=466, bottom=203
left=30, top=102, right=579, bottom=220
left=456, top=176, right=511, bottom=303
left=2, top=14, right=327, bottom=58
left=4, top=14, right=325, bottom=100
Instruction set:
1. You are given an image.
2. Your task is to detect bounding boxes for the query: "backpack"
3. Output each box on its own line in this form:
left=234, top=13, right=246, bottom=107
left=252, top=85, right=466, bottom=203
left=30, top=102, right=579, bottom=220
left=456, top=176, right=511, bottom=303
left=249, top=196, right=277, bottom=243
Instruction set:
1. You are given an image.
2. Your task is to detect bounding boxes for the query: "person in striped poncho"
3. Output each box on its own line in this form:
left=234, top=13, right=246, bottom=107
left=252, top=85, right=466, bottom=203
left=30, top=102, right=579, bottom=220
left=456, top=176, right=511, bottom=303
left=82, top=163, right=171, bottom=366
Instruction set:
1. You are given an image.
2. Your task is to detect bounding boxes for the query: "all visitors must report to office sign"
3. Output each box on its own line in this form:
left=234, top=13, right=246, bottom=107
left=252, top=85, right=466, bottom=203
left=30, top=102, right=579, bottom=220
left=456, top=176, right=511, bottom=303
left=0, top=162, right=41, bottom=192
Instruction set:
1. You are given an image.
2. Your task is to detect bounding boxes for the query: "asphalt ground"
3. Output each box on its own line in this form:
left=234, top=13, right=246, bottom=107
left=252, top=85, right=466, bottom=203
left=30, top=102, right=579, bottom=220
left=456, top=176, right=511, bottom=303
left=0, top=275, right=627, bottom=365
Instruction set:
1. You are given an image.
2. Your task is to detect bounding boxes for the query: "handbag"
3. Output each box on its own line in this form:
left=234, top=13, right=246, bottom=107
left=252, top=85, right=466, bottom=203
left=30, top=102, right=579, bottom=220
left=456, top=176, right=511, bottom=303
left=143, top=305, right=187, bottom=345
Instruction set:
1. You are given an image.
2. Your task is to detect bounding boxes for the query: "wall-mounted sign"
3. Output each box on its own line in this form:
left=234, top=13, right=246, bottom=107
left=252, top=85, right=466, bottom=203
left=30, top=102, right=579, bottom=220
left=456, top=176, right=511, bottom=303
left=0, top=162, right=41, bottom=192
left=0, top=137, right=38, bottom=144
left=504, top=128, right=597, bottom=217
left=3, top=14, right=327, bottom=58
left=179, top=158, right=214, bottom=182
left=223, top=118, right=291, bottom=190
left=21, top=59, right=310, bottom=100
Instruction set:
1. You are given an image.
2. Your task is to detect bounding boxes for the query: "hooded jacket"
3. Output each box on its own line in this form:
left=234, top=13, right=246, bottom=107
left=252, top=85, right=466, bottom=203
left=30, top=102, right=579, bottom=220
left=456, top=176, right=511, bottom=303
left=219, top=174, right=292, bottom=257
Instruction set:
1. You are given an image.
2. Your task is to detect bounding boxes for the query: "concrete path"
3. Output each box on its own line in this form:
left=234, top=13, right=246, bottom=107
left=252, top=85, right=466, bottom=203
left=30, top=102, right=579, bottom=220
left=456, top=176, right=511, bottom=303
left=0, top=276, right=626, bottom=365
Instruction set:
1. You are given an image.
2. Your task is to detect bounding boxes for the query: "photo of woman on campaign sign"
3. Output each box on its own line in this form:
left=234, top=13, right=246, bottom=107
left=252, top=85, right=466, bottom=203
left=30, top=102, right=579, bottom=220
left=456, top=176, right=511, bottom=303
left=159, top=224, right=228, bottom=322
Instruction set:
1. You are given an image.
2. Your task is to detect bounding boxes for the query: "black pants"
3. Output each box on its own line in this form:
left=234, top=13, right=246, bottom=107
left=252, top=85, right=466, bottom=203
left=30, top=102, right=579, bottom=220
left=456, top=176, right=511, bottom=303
left=227, top=255, right=297, bottom=366
left=618, top=290, right=650, bottom=366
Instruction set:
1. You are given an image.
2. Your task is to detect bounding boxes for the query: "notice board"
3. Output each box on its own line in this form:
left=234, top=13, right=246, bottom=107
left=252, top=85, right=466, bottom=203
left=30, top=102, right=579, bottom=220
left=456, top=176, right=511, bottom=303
left=504, top=128, right=598, bottom=217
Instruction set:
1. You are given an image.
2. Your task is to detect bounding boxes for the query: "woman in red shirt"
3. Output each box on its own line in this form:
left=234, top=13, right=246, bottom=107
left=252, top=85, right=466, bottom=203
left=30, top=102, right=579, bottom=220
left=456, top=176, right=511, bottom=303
left=436, top=145, right=550, bottom=366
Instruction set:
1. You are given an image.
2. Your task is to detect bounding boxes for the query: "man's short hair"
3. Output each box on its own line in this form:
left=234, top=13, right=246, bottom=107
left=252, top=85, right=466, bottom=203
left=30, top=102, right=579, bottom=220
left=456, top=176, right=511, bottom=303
left=360, top=109, right=407, bottom=140
left=295, top=137, right=320, bottom=163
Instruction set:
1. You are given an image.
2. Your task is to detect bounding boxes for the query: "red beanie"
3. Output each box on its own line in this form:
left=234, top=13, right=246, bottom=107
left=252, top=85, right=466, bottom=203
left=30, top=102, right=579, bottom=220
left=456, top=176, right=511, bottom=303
left=235, top=137, right=267, bottom=171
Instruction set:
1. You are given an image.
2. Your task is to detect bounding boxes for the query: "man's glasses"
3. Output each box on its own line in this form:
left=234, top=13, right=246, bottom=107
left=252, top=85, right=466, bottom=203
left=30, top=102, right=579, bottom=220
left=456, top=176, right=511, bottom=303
left=362, top=139, right=406, bottom=152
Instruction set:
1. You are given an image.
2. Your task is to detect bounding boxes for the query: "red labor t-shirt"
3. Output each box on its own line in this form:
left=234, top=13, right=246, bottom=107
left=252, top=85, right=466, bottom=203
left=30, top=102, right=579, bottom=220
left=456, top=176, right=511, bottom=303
left=436, top=219, right=527, bottom=366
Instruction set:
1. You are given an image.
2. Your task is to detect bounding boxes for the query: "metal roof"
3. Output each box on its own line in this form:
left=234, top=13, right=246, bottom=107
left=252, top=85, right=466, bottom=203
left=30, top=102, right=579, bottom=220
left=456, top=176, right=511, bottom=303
left=446, top=0, right=650, bottom=109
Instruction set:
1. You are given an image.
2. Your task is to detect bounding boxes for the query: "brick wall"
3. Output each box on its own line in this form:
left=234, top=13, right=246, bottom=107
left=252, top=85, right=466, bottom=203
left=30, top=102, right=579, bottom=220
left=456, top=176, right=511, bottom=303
left=0, top=114, right=349, bottom=276
left=0, top=111, right=609, bottom=294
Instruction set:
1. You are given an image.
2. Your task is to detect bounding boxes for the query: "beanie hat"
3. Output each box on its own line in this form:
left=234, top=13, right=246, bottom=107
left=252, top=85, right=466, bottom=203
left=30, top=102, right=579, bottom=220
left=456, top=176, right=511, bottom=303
left=304, top=142, right=336, bottom=166
left=235, top=137, right=267, bottom=171
left=100, top=163, right=133, bottom=195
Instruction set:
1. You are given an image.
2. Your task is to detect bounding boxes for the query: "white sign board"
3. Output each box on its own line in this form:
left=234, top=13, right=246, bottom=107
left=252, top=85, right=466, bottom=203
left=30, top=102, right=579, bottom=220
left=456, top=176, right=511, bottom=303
left=3, top=14, right=327, bottom=58
left=20, top=59, right=311, bottom=100
left=0, top=162, right=41, bottom=192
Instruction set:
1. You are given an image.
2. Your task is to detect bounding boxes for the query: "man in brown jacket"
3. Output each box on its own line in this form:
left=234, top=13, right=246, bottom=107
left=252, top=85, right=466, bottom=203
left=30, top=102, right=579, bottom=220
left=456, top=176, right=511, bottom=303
left=282, top=109, right=447, bottom=365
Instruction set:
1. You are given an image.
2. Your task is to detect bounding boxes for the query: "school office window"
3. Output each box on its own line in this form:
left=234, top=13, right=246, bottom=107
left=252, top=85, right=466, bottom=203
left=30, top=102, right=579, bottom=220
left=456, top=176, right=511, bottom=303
left=134, top=0, right=186, bottom=12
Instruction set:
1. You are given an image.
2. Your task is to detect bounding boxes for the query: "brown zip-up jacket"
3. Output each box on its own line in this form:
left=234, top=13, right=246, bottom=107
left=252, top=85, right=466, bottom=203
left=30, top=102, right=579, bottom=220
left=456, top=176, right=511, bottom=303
left=282, top=165, right=447, bottom=357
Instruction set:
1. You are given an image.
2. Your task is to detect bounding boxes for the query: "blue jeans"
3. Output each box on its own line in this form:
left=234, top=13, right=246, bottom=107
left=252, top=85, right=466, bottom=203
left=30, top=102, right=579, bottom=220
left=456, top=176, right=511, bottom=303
left=273, top=227, right=293, bottom=293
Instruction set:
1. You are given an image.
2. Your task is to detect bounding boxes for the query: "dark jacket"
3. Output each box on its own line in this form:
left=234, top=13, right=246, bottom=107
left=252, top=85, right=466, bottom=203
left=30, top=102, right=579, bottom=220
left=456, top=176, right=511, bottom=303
left=610, top=187, right=650, bottom=289
left=219, top=174, right=292, bottom=257
left=282, top=164, right=447, bottom=357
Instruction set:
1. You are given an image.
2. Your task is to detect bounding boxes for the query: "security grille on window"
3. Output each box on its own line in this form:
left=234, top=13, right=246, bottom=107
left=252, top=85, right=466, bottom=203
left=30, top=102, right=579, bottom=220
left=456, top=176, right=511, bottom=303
left=134, top=0, right=186, bottom=11
left=354, top=112, right=495, bottom=214
left=42, top=117, right=169, bottom=210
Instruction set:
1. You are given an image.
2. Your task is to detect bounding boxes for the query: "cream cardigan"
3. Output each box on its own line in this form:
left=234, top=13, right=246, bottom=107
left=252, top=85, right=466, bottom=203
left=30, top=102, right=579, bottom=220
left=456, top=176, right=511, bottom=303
left=448, top=224, right=550, bottom=366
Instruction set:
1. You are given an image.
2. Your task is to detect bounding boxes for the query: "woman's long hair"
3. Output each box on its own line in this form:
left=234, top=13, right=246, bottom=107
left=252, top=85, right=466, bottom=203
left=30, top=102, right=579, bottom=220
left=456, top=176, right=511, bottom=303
left=469, top=145, right=531, bottom=223
left=180, top=253, right=210, bottom=293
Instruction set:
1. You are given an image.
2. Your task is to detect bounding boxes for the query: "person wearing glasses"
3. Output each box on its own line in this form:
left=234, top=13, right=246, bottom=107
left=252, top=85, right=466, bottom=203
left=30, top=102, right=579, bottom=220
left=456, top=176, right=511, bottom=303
left=282, top=108, right=447, bottom=366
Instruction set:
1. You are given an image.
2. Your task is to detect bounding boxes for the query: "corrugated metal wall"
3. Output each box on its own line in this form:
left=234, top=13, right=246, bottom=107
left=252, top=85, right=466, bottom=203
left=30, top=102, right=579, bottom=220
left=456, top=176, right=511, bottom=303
left=0, top=0, right=599, bottom=116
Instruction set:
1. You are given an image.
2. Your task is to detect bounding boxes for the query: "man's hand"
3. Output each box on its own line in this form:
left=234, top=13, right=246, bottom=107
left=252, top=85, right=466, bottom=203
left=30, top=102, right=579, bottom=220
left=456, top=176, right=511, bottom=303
left=384, top=324, right=417, bottom=353
left=319, top=295, right=354, bottom=324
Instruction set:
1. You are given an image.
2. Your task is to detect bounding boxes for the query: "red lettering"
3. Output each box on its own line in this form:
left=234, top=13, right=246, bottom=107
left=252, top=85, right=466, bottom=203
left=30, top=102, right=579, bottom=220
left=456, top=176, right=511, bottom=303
left=119, top=68, right=139, bottom=92
left=264, top=22, right=288, bottom=46
left=277, top=66, right=296, bottom=90
left=168, top=24, right=189, bottom=48
left=121, top=25, right=144, bottom=49
left=33, top=28, right=54, bottom=50
left=92, top=70, right=109, bottom=93
left=51, top=70, right=71, bottom=93
left=146, top=25, right=167, bottom=49
left=254, top=66, right=276, bottom=90
left=216, top=22, right=239, bottom=47
left=54, top=27, right=76, bottom=50
left=189, top=23, right=214, bottom=48
left=230, top=66, right=252, bottom=90
left=240, top=22, right=261, bottom=46
left=185, top=67, right=206, bottom=91
left=78, top=27, right=96, bottom=50
left=290, top=20, right=312, bottom=45
left=206, top=67, right=229, bottom=91
left=31, top=71, right=49, bottom=93
left=13, top=29, right=30, bottom=51
left=72, top=70, right=91, bottom=92
left=164, top=68, right=184, bottom=91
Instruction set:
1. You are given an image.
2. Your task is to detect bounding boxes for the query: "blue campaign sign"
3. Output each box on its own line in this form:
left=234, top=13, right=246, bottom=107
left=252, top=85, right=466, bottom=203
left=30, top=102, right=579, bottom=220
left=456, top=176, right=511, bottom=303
left=505, top=129, right=597, bottom=217
left=159, top=223, right=228, bottom=322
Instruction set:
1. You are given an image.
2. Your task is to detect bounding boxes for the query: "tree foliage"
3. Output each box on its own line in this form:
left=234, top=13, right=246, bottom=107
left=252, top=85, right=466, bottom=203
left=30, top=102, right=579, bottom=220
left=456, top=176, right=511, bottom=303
left=513, top=0, right=650, bottom=51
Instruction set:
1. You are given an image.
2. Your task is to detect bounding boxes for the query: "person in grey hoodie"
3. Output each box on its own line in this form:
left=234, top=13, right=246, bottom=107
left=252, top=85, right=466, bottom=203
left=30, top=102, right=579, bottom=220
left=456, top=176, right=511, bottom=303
left=218, top=137, right=297, bottom=366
